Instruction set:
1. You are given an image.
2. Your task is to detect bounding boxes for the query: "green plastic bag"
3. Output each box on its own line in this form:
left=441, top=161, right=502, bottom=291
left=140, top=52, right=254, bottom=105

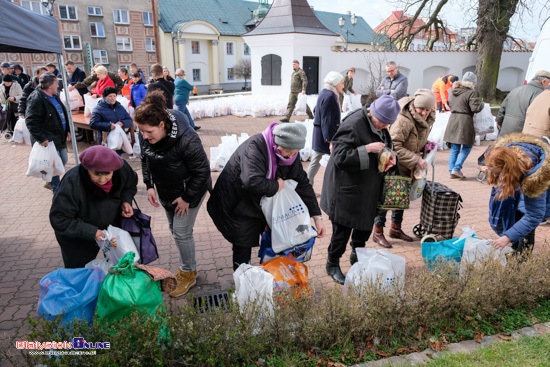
left=96, top=251, right=164, bottom=325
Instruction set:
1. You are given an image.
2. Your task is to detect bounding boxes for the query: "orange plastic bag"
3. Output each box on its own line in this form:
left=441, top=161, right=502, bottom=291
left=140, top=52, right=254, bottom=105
left=260, top=256, right=310, bottom=299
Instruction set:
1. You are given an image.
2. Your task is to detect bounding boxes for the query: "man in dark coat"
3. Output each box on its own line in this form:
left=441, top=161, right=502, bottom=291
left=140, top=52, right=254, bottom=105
left=147, top=63, right=175, bottom=109
left=13, top=64, right=30, bottom=89
left=17, top=66, right=47, bottom=118
left=25, top=72, right=70, bottom=192
left=207, top=123, right=325, bottom=270
left=50, top=146, right=138, bottom=268
left=65, top=61, right=88, bottom=99
left=320, top=95, right=400, bottom=284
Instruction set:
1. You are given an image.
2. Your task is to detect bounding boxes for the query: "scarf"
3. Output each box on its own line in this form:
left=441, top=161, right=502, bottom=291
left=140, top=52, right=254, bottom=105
left=261, top=122, right=298, bottom=180
left=91, top=178, right=113, bottom=193
left=324, top=83, right=341, bottom=109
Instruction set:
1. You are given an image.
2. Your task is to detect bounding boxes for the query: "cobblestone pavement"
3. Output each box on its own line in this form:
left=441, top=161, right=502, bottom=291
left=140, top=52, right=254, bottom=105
left=1, top=113, right=549, bottom=358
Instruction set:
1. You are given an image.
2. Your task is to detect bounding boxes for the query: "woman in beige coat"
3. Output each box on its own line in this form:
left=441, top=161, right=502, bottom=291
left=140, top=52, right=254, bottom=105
left=372, top=89, right=436, bottom=248
left=523, top=90, right=550, bottom=137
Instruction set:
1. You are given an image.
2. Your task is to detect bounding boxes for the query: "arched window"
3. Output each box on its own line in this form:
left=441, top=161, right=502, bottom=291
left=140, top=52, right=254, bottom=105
left=261, top=54, right=281, bottom=86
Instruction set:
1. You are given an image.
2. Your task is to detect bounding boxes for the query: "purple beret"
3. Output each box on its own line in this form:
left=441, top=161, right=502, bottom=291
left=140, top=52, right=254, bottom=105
left=370, top=95, right=401, bottom=124
left=79, top=145, right=124, bottom=172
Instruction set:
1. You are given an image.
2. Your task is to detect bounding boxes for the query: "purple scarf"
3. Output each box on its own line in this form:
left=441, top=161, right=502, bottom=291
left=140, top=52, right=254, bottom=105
left=262, top=122, right=298, bottom=180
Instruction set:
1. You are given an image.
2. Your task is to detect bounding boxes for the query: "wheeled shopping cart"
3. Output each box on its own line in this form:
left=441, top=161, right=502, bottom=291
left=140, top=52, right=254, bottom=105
left=412, top=163, right=463, bottom=243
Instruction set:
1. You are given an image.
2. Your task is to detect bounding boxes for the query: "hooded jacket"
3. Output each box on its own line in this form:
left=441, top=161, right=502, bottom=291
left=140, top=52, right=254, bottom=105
left=140, top=109, right=210, bottom=209
left=389, top=96, right=435, bottom=175
left=130, top=79, right=147, bottom=108
left=17, top=77, right=40, bottom=116
left=489, top=133, right=550, bottom=243
left=443, top=81, right=484, bottom=146
left=496, top=80, right=544, bottom=137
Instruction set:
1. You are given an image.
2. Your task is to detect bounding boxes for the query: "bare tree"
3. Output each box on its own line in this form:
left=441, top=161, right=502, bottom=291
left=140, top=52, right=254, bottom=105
left=357, top=53, right=390, bottom=104
left=230, top=58, right=252, bottom=91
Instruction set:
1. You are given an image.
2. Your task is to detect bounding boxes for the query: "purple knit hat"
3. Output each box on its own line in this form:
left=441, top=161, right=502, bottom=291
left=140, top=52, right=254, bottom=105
left=80, top=145, right=124, bottom=172
left=370, top=95, right=401, bottom=124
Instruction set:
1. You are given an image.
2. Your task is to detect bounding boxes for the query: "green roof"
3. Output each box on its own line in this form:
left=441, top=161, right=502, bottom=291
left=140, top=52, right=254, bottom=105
left=158, top=0, right=379, bottom=45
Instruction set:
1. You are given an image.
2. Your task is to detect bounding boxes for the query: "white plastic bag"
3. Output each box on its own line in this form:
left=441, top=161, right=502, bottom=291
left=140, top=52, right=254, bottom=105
left=344, top=248, right=406, bottom=294
left=350, top=94, right=362, bottom=110
left=320, top=154, right=330, bottom=167
left=83, top=94, right=100, bottom=117
left=460, top=236, right=513, bottom=273
left=26, top=142, right=65, bottom=182
left=342, top=94, right=351, bottom=113
left=116, top=95, right=130, bottom=113
left=294, top=93, right=307, bottom=115
left=233, top=264, right=274, bottom=316
left=260, top=179, right=315, bottom=253
left=60, top=89, right=84, bottom=110
left=428, top=112, right=451, bottom=150
left=118, top=125, right=133, bottom=154
left=95, top=225, right=140, bottom=265
left=11, top=117, right=26, bottom=143
left=131, top=132, right=141, bottom=158
left=85, top=258, right=113, bottom=275
left=106, top=127, right=122, bottom=150
left=210, top=134, right=239, bottom=171
left=473, top=104, right=495, bottom=135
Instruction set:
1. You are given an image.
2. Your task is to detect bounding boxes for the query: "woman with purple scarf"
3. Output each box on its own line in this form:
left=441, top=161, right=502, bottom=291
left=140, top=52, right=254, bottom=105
left=207, top=122, right=326, bottom=270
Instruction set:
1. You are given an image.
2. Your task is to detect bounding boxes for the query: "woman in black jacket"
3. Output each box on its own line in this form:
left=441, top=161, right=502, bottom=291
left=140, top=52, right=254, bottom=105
left=207, top=122, right=326, bottom=271
left=49, top=145, right=138, bottom=268
left=134, top=90, right=210, bottom=298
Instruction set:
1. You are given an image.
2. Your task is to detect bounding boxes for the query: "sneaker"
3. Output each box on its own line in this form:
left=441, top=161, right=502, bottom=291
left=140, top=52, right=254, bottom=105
left=450, top=170, right=465, bottom=179
left=169, top=269, right=197, bottom=298
left=44, top=183, right=52, bottom=190
left=280, top=118, right=290, bottom=123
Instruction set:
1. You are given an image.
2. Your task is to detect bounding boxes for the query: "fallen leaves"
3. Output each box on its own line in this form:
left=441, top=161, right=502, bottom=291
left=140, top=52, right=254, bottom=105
left=415, top=326, right=428, bottom=339
left=429, top=340, right=444, bottom=351
left=498, top=333, right=513, bottom=341
left=474, top=332, right=485, bottom=343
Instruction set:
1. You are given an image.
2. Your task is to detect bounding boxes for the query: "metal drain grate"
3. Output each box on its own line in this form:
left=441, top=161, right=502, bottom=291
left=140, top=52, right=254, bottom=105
left=193, top=291, right=230, bottom=314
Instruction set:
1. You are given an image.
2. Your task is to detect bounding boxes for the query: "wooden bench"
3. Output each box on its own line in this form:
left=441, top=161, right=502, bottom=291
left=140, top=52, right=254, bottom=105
left=71, top=111, right=135, bottom=145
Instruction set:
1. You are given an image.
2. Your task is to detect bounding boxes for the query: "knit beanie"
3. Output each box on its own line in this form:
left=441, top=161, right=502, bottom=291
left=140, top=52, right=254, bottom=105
left=462, top=71, right=477, bottom=85
left=80, top=145, right=124, bottom=172
left=370, top=95, right=401, bottom=124
left=2, top=74, right=12, bottom=83
left=273, top=123, right=307, bottom=149
left=324, top=71, right=344, bottom=87
left=413, top=89, right=436, bottom=109
left=450, top=75, right=459, bottom=83
left=102, top=86, right=118, bottom=98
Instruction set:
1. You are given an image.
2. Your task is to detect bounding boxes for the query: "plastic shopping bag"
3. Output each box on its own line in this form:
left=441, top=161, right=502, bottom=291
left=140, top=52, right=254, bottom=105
left=131, top=132, right=141, bottom=158
left=260, top=257, right=310, bottom=299
left=26, top=142, right=65, bottom=182
left=410, top=149, right=437, bottom=201
left=258, top=227, right=316, bottom=264
left=85, top=258, right=114, bottom=276
left=473, top=104, right=495, bottom=135
left=11, top=117, right=26, bottom=143
left=106, top=126, right=123, bottom=150
left=210, top=134, right=239, bottom=171
left=233, top=264, right=274, bottom=316
left=422, top=237, right=467, bottom=272
left=96, top=225, right=141, bottom=264
left=350, top=94, right=362, bottom=110
left=60, top=89, right=84, bottom=110
left=83, top=94, right=99, bottom=117
left=344, top=248, right=406, bottom=295
left=260, top=179, right=315, bottom=253
left=428, top=112, right=451, bottom=150
left=116, top=95, right=130, bottom=112
left=294, top=93, right=307, bottom=115
left=118, top=125, right=133, bottom=154
left=37, top=267, right=105, bottom=324
left=460, top=236, right=514, bottom=273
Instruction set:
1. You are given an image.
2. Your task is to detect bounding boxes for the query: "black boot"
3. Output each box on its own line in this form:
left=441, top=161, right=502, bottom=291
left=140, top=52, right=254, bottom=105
left=326, top=257, right=346, bottom=285
left=350, top=248, right=358, bottom=266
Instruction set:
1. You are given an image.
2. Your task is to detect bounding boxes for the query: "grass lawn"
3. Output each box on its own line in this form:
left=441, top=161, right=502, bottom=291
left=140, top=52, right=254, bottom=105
left=426, top=334, right=550, bottom=366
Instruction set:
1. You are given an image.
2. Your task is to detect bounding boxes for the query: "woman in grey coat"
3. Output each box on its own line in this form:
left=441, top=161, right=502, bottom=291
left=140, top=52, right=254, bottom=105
left=443, top=72, right=484, bottom=179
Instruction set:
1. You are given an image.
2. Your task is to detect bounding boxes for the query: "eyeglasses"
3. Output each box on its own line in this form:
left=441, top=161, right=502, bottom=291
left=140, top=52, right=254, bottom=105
left=386, top=68, right=396, bottom=73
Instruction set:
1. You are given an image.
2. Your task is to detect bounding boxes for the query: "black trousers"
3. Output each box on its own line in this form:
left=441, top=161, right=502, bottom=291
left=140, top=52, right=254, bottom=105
left=327, top=222, right=372, bottom=260
left=374, top=208, right=404, bottom=227
left=513, top=210, right=535, bottom=254
left=232, top=244, right=253, bottom=271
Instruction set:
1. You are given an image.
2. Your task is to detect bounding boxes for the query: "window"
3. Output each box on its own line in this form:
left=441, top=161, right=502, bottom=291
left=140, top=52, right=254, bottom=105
left=227, top=68, right=235, bottom=81
left=191, top=41, right=200, bottom=54
left=143, top=12, right=153, bottom=26
left=92, top=50, right=108, bottom=64
left=192, top=69, right=201, bottom=82
left=63, top=35, right=81, bottom=50
left=116, top=37, right=132, bottom=51
left=226, top=42, right=234, bottom=55
left=90, top=22, right=105, bottom=37
left=146, top=38, right=156, bottom=52
left=87, top=6, right=102, bottom=16
left=113, top=9, right=129, bottom=24
left=243, top=43, right=250, bottom=56
left=20, top=1, right=49, bottom=15
left=58, top=5, right=77, bottom=20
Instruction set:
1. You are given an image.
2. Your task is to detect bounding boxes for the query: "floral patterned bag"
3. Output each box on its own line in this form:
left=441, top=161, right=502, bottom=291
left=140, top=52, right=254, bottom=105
left=378, top=165, right=412, bottom=210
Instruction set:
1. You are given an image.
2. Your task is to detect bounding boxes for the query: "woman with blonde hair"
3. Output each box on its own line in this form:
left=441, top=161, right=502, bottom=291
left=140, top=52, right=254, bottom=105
left=90, top=65, right=115, bottom=99
left=486, top=132, right=550, bottom=254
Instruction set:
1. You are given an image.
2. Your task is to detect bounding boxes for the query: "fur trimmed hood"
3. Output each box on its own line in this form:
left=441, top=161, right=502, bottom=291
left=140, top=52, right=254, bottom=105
left=494, top=132, right=550, bottom=197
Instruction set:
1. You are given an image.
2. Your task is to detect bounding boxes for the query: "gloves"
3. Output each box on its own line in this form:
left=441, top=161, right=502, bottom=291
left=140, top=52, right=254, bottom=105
left=424, top=142, right=438, bottom=154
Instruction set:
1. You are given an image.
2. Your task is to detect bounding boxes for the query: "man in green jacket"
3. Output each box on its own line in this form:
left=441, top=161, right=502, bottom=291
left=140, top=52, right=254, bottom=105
left=339, top=67, right=357, bottom=108
left=280, top=60, right=313, bottom=122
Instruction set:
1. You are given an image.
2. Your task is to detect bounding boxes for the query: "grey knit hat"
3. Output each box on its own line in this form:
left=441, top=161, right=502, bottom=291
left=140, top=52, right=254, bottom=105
left=370, top=95, right=401, bottom=124
left=462, top=71, right=477, bottom=85
left=413, top=89, right=436, bottom=109
left=273, top=123, right=307, bottom=149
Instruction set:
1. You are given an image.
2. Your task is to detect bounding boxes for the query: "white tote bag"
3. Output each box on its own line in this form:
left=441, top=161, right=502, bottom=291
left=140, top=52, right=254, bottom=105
left=260, top=179, right=315, bottom=253
left=26, top=142, right=65, bottom=182
left=95, top=225, right=141, bottom=265
left=294, top=93, right=307, bottom=115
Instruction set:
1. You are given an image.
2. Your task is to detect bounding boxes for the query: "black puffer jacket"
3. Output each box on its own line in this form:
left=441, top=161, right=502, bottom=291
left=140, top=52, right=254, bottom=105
left=207, top=133, right=321, bottom=247
left=140, top=109, right=210, bottom=209
left=17, top=77, right=39, bottom=116
left=25, top=88, right=69, bottom=149
left=49, top=162, right=138, bottom=268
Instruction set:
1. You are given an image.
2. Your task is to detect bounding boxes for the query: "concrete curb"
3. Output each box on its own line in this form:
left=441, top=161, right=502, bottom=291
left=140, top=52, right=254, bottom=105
left=354, top=322, right=550, bottom=366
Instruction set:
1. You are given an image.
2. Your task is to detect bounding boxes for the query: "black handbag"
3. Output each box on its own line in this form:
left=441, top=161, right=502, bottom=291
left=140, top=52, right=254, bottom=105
left=120, top=200, right=159, bottom=265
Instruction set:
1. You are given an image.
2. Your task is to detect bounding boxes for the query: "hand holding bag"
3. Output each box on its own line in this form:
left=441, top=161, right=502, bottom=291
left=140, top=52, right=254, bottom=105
left=378, top=159, right=412, bottom=210
left=120, top=199, right=159, bottom=265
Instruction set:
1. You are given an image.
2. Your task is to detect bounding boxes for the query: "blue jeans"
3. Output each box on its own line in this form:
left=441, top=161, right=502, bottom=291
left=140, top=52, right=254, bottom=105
left=175, top=102, right=196, bottom=128
left=49, top=148, right=68, bottom=192
left=448, top=144, right=472, bottom=172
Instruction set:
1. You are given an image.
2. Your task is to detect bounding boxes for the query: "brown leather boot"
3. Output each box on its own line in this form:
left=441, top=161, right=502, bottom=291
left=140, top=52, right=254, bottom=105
left=373, top=225, right=392, bottom=248
left=389, top=222, right=414, bottom=242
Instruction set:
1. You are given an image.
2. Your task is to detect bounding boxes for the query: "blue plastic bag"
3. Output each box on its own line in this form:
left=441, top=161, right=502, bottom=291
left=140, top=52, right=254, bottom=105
left=421, top=237, right=466, bottom=271
left=259, top=228, right=316, bottom=264
left=37, top=267, right=105, bottom=324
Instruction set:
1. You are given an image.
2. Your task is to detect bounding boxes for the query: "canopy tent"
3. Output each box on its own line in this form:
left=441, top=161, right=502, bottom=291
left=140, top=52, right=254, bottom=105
left=0, top=0, right=79, bottom=162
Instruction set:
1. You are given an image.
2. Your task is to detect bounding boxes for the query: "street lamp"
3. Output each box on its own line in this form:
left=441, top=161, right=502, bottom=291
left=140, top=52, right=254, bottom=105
left=40, top=0, right=55, bottom=16
left=338, top=13, right=358, bottom=51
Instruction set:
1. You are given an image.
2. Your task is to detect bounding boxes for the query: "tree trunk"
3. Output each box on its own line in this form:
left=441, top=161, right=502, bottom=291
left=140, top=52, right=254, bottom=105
left=475, top=0, right=520, bottom=101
